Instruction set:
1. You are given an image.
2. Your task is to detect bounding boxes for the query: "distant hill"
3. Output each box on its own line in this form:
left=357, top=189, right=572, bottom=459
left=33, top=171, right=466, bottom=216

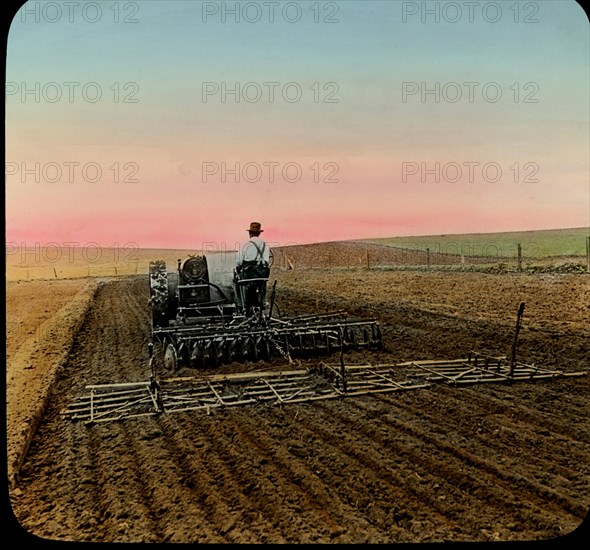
left=357, top=227, right=589, bottom=259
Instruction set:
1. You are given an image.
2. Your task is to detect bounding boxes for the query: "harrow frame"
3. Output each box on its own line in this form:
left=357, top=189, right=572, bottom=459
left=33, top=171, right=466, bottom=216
left=62, top=350, right=587, bottom=424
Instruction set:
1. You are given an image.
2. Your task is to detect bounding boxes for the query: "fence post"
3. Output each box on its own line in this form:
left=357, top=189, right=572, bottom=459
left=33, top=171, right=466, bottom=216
left=517, top=243, right=522, bottom=271
left=426, top=247, right=430, bottom=270
left=510, top=302, right=526, bottom=377
left=586, top=236, right=590, bottom=273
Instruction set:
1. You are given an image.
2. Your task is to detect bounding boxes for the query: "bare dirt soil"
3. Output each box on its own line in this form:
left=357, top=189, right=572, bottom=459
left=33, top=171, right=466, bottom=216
left=5, top=279, right=99, bottom=490
left=6, top=259, right=590, bottom=543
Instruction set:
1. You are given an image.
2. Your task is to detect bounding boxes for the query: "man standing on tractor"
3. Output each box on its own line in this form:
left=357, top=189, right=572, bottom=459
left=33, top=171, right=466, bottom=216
left=237, top=222, right=270, bottom=269
left=235, top=222, right=271, bottom=317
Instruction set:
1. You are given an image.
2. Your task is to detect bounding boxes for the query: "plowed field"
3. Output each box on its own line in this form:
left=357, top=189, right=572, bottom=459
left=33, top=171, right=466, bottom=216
left=7, top=267, right=590, bottom=543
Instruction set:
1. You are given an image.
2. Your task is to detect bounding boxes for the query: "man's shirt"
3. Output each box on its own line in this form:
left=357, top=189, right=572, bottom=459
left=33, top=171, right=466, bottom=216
left=236, top=237, right=270, bottom=266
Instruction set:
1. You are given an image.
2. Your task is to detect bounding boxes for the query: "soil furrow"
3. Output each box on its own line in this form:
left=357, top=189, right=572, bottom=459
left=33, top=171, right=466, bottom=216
left=261, top=402, right=467, bottom=537
left=318, top=394, right=575, bottom=537
left=379, top=384, right=590, bottom=482
left=156, top=413, right=279, bottom=543
left=250, top=404, right=460, bottom=541
left=202, top=407, right=382, bottom=542
left=351, top=395, right=588, bottom=521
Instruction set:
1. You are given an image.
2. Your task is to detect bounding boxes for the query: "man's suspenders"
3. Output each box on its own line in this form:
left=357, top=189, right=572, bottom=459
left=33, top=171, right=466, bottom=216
left=251, top=240, right=266, bottom=263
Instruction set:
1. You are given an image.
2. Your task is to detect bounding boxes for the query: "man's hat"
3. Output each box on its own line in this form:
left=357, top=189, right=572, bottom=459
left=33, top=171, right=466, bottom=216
left=247, top=222, right=263, bottom=233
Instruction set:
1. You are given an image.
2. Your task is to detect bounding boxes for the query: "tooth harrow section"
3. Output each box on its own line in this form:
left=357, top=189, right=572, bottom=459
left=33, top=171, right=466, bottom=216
left=62, top=364, right=427, bottom=424
left=62, top=352, right=587, bottom=425
left=405, top=351, right=588, bottom=386
left=153, top=313, right=383, bottom=371
left=62, top=379, right=164, bottom=424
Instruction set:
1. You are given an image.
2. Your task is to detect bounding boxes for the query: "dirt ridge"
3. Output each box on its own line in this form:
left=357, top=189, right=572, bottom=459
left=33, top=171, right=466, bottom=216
left=6, top=279, right=101, bottom=489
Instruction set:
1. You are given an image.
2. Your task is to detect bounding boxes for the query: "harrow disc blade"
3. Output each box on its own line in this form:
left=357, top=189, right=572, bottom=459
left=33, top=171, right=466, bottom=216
left=325, top=332, right=332, bottom=354
left=229, top=338, right=244, bottom=362
left=373, top=325, right=383, bottom=350
left=164, top=343, right=178, bottom=373
left=177, top=342, right=189, bottom=368
left=190, top=343, right=205, bottom=369
left=152, top=313, right=383, bottom=369
left=218, top=339, right=231, bottom=365
left=256, top=336, right=270, bottom=361
left=203, top=341, right=218, bottom=368
left=363, top=328, right=370, bottom=347
left=243, top=337, right=258, bottom=362
left=345, top=328, right=356, bottom=350
left=307, top=333, right=317, bottom=356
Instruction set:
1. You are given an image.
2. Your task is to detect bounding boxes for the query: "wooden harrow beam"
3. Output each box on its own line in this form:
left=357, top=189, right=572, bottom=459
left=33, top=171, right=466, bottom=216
left=62, top=353, right=587, bottom=424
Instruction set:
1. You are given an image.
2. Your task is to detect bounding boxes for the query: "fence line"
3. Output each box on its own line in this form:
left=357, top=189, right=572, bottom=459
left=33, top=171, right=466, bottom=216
left=278, top=242, right=589, bottom=272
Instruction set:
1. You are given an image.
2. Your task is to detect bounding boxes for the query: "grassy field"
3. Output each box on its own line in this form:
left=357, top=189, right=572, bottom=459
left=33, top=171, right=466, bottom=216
left=359, top=227, right=590, bottom=259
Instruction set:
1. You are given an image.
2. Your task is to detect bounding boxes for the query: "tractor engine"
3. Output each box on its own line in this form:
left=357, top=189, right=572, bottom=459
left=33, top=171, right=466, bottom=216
left=149, top=253, right=238, bottom=328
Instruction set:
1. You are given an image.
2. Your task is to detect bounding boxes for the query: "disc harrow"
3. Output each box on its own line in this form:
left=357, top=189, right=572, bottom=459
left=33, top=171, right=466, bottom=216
left=153, top=311, right=383, bottom=371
